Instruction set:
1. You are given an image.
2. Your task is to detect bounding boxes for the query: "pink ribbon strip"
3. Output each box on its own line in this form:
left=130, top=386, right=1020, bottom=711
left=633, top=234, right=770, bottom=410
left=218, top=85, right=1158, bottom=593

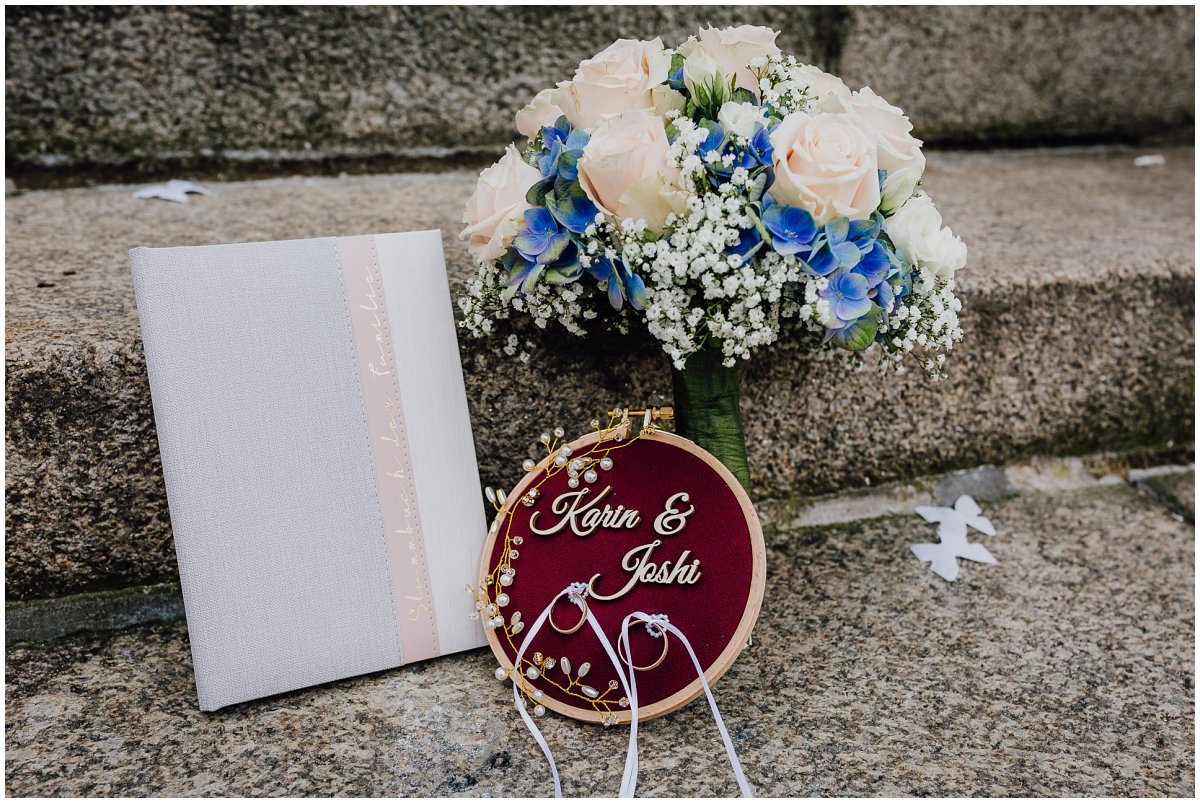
left=338, top=235, right=440, bottom=662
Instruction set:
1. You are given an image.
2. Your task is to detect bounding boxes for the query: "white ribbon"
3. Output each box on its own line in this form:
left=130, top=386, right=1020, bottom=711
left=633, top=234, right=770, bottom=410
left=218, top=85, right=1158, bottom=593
left=510, top=583, right=632, bottom=798
left=509, top=588, right=752, bottom=797
left=618, top=612, right=753, bottom=798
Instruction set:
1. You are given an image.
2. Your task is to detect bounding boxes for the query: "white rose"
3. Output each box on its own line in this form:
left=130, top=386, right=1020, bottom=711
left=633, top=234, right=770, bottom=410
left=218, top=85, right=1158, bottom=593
left=577, top=110, right=685, bottom=233
left=794, top=64, right=852, bottom=111
left=885, top=193, right=966, bottom=280
left=682, top=46, right=723, bottom=102
left=880, top=149, right=925, bottom=215
left=514, top=87, right=565, bottom=140
left=769, top=111, right=880, bottom=226
left=687, top=25, right=781, bottom=94
left=552, top=38, right=671, bottom=130
left=460, top=146, right=542, bottom=263
left=718, top=101, right=767, bottom=138
left=830, top=86, right=922, bottom=173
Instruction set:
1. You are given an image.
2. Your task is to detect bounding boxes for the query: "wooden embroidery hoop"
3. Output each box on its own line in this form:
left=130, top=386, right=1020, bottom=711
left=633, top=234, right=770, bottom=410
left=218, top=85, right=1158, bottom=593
left=478, top=415, right=767, bottom=723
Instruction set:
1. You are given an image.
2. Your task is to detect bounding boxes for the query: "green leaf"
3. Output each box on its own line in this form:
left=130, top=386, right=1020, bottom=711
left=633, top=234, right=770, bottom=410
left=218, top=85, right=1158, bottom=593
left=731, top=87, right=757, bottom=104
left=526, top=177, right=553, bottom=207
left=745, top=170, right=768, bottom=204
left=829, top=314, right=879, bottom=351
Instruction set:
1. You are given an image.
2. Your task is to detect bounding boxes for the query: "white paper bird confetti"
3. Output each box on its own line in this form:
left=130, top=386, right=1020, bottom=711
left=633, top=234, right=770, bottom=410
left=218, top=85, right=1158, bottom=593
left=910, top=495, right=997, bottom=581
left=131, top=179, right=211, bottom=203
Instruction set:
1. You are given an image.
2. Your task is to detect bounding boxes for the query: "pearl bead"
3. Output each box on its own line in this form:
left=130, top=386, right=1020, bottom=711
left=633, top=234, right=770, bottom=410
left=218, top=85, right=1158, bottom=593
left=485, top=619, right=498, bottom=630
left=553, top=427, right=565, bottom=438
left=590, top=419, right=601, bottom=429
left=584, top=470, right=598, bottom=483
left=532, top=689, right=544, bottom=701
left=495, top=667, right=507, bottom=680
left=485, top=604, right=497, bottom=616
left=522, top=458, right=535, bottom=471
left=568, top=477, right=580, bottom=488
left=600, top=457, right=614, bottom=471
left=496, top=593, right=510, bottom=606
left=554, top=455, right=567, bottom=466
left=560, top=445, right=573, bottom=457
left=525, top=666, right=539, bottom=679
left=580, top=685, right=598, bottom=698
left=499, top=574, right=513, bottom=587
left=533, top=704, right=546, bottom=717
left=512, top=536, right=523, bottom=545
left=491, top=616, right=504, bottom=628
left=539, top=432, right=551, bottom=443
left=509, top=550, right=519, bottom=559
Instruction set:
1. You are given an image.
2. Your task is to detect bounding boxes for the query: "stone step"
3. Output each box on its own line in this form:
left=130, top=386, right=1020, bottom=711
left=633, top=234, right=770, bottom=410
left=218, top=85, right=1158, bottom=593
left=4, top=482, right=1194, bottom=796
left=5, top=6, right=1194, bottom=183
left=4, top=146, right=1195, bottom=602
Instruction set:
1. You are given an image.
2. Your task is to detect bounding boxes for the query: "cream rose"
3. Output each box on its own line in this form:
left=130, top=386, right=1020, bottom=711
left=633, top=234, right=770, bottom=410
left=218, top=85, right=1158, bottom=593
left=514, top=87, right=565, bottom=140
left=831, top=86, right=922, bottom=173
left=552, top=38, right=671, bottom=130
left=769, top=111, right=881, bottom=225
left=460, top=146, right=542, bottom=263
left=885, top=193, right=967, bottom=280
left=651, top=85, right=686, bottom=118
left=794, top=64, right=852, bottom=111
left=682, top=25, right=781, bottom=94
left=576, top=110, right=684, bottom=232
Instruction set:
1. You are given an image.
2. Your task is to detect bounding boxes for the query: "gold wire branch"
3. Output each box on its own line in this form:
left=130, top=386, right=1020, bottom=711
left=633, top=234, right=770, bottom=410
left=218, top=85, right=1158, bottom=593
left=470, top=409, right=653, bottom=720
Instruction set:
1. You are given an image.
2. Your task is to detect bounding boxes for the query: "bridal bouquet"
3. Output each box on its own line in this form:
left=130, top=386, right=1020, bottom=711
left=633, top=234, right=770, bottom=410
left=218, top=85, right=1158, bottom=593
left=460, top=25, right=967, bottom=491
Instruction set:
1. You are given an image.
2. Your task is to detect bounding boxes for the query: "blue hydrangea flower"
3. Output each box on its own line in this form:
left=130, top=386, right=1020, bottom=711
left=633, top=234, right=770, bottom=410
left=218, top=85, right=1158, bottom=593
left=537, top=116, right=589, bottom=183
left=667, top=62, right=686, bottom=93
left=820, top=272, right=873, bottom=328
left=699, top=123, right=773, bottom=190
left=852, top=240, right=891, bottom=287
left=588, top=255, right=647, bottom=312
left=873, top=246, right=912, bottom=311
left=728, top=226, right=764, bottom=260
left=513, top=208, right=571, bottom=265
left=747, top=125, right=773, bottom=168
left=761, top=202, right=817, bottom=256
left=545, top=181, right=600, bottom=235
left=805, top=216, right=889, bottom=276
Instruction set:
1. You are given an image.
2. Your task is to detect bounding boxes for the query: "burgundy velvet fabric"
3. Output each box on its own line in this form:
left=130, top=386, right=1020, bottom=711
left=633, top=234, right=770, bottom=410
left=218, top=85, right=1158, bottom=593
left=488, top=437, right=754, bottom=711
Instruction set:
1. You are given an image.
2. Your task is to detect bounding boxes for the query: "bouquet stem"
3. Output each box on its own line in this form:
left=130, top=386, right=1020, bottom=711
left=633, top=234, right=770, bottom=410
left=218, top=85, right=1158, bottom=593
left=671, top=348, right=752, bottom=494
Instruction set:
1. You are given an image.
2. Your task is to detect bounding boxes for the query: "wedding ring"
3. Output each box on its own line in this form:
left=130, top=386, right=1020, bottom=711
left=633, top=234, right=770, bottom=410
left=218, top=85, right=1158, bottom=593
left=619, top=618, right=670, bottom=672
left=548, top=591, right=588, bottom=635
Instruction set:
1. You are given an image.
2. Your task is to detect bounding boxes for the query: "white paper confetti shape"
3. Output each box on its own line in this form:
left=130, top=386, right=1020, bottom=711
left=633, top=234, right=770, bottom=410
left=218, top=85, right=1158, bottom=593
left=910, top=495, right=997, bottom=581
left=132, top=179, right=211, bottom=204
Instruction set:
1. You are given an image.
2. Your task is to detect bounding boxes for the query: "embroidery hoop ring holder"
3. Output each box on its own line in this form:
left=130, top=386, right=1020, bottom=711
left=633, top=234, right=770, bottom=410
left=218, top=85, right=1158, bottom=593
left=479, top=423, right=767, bottom=723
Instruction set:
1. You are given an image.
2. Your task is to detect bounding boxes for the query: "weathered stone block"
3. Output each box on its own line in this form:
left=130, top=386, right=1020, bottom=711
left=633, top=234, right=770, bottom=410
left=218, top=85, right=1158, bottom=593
left=4, top=6, right=1193, bottom=181
left=4, top=148, right=1195, bottom=601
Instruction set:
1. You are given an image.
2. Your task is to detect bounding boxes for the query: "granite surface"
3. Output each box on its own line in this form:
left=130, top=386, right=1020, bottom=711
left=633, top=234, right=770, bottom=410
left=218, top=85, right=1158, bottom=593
left=5, top=147, right=1195, bottom=601
left=1138, top=470, right=1196, bottom=522
left=5, top=7, right=1193, bottom=181
left=838, top=5, right=1196, bottom=145
left=5, top=483, right=1194, bottom=796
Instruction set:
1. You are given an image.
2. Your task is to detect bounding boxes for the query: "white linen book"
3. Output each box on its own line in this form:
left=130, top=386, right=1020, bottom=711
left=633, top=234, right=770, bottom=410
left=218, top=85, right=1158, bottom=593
left=131, top=231, right=487, bottom=711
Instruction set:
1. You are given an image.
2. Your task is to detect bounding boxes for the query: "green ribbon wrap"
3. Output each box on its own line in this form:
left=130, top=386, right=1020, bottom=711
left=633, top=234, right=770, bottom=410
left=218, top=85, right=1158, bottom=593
left=670, top=347, right=752, bottom=495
